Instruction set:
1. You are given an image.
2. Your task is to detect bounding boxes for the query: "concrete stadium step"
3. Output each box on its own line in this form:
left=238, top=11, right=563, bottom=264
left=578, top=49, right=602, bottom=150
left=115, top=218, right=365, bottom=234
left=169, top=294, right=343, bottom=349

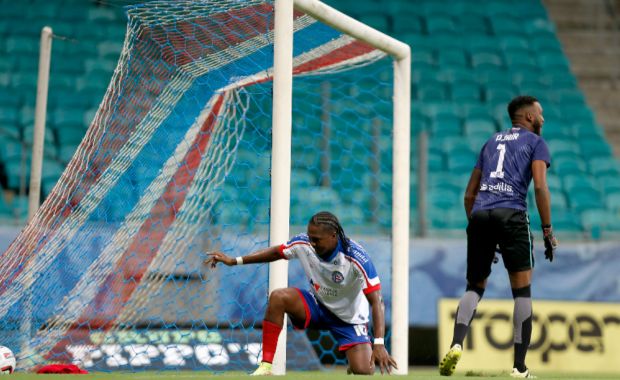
left=543, top=0, right=620, bottom=157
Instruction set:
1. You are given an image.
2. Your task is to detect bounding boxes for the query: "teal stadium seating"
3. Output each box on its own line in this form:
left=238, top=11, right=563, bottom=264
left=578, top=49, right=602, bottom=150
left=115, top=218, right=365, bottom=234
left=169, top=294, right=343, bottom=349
left=0, top=0, right=620, bottom=239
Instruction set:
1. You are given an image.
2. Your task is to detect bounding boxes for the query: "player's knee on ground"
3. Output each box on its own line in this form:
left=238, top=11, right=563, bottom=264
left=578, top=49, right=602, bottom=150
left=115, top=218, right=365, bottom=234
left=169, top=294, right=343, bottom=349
left=348, top=362, right=374, bottom=375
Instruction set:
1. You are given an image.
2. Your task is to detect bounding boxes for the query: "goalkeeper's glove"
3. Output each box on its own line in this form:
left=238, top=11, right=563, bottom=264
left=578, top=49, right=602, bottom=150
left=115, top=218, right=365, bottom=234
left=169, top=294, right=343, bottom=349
left=542, top=224, right=558, bottom=262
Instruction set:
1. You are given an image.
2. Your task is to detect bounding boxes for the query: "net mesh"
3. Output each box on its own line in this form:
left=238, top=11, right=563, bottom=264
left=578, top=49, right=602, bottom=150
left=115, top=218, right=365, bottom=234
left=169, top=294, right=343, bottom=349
left=0, top=0, right=395, bottom=371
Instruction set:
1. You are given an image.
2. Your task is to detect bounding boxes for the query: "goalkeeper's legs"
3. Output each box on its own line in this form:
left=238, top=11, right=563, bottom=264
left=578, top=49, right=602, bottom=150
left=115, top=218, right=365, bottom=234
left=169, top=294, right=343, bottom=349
left=439, top=281, right=485, bottom=376
left=509, top=270, right=533, bottom=375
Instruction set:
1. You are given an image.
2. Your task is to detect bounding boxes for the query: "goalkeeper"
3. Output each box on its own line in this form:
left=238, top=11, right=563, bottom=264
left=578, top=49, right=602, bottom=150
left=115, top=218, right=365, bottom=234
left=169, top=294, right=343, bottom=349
left=439, top=95, right=558, bottom=379
left=207, top=211, right=397, bottom=375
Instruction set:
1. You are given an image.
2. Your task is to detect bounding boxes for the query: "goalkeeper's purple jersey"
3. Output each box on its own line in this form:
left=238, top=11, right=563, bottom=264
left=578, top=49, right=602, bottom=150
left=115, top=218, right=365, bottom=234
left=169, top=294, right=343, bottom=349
left=472, top=125, right=551, bottom=213
left=279, top=234, right=381, bottom=325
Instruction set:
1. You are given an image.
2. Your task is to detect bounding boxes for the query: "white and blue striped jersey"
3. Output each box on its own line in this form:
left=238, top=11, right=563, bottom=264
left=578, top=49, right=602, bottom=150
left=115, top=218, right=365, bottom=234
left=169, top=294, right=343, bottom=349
left=279, top=233, right=381, bottom=325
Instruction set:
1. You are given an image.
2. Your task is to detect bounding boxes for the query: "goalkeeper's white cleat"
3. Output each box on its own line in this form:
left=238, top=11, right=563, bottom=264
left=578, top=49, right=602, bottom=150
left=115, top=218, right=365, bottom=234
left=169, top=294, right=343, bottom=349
left=510, top=367, right=536, bottom=378
left=250, top=362, right=273, bottom=376
left=439, top=344, right=462, bottom=376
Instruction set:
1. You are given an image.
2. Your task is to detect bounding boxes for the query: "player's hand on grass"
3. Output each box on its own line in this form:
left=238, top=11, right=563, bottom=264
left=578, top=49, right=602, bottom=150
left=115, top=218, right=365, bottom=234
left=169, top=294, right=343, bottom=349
left=205, top=251, right=235, bottom=267
left=371, top=344, right=397, bottom=375
left=542, top=224, right=558, bottom=262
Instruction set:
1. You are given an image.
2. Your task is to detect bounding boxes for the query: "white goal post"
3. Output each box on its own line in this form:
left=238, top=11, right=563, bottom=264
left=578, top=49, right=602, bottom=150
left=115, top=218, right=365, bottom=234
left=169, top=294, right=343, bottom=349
left=271, top=0, right=411, bottom=375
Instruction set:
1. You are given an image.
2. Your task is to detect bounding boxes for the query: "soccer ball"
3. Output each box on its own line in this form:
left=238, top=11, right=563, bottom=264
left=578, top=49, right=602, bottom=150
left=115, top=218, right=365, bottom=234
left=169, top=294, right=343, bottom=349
left=0, top=346, right=15, bottom=374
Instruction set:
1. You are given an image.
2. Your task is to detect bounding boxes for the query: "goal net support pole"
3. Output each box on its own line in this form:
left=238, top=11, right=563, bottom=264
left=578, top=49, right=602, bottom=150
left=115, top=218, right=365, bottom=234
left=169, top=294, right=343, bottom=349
left=273, top=0, right=411, bottom=375
left=29, top=26, right=53, bottom=221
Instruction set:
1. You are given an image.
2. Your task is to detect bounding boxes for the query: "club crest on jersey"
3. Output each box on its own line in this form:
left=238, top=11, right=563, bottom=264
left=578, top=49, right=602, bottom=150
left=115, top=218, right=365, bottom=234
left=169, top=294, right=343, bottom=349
left=332, top=271, right=344, bottom=283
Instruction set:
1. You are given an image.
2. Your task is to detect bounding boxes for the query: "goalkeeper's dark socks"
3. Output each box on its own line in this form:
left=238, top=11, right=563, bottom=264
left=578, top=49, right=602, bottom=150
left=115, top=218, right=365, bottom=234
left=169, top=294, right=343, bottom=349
left=451, top=285, right=484, bottom=346
left=261, top=319, right=283, bottom=364
left=512, top=285, right=532, bottom=373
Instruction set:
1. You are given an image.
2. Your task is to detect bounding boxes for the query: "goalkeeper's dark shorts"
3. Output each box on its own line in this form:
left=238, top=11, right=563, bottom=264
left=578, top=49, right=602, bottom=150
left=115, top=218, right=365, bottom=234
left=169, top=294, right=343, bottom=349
left=466, top=208, right=534, bottom=284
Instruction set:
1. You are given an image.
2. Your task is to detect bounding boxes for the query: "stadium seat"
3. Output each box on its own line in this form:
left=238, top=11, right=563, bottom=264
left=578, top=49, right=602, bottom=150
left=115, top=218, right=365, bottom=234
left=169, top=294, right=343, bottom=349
left=467, top=133, right=490, bottom=152
left=546, top=174, right=562, bottom=193
left=451, top=83, right=482, bottom=103
left=428, top=188, right=461, bottom=211
left=432, top=114, right=462, bottom=135
left=547, top=141, right=580, bottom=159
left=523, top=18, right=557, bottom=37
left=579, top=138, right=613, bottom=158
left=456, top=14, right=490, bottom=35
left=291, top=186, right=342, bottom=224
left=446, top=151, right=476, bottom=172
left=429, top=172, right=464, bottom=194
left=87, top=7, right=119, bottom=23
left=499, top=36, right=529, bottom=50
left=484, top=87, right=515, bottom=105
left=5, top=37, right=38, bottom=55
left=568, top=189, right=604, bottom=213
left=587, top=157, right=620, bottom=177
left=531, top=36, right=563, bottom=53
left=417, top=84, right=448, bottom=102
left=581, top=209, right=618, bottom=233
left=538, top=53, right=571, bottom=72
left=573, top=122, right=605, bottom=140
left=539, top=72, right=577, bottom=90
left=427, top=152, right=445, bottom=171
left=411, top=49, right=436, bottom=68
left=504, top=53, right=539, bottom=74
left=425, top=15, right=457, bottom=34
left=442, top=137, right=475, bottom=155
left=550, top=192, right=568, bottom=209
left=599, top=174, right=620, bottom=196
left=552, top=210, right=584, bottom=232
left=463, top=117, right=497, bottom=136
left=606, top=193, right=620, bottom=211
left=437, top=48, right=469, bottom=69
left=436, top=68, right=478, bottom=86
left=490, top=16, right=522, bottom=36
left=392, top=14, right=423, bottom=33
left=471, top=52, right=504, bottom=70
left=553, top=157, right=587, bottom=177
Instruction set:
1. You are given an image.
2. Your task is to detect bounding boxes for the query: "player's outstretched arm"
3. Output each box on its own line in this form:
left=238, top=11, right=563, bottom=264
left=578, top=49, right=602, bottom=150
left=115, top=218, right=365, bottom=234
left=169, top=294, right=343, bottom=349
left=205, top=246, right=282, bottom=268
left=366, top=290, right=398, bottom=374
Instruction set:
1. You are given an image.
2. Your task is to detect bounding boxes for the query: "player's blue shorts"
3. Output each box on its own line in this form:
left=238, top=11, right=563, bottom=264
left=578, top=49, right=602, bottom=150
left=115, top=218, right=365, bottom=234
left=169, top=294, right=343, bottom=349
left=292, top=288, right=371, bottom=351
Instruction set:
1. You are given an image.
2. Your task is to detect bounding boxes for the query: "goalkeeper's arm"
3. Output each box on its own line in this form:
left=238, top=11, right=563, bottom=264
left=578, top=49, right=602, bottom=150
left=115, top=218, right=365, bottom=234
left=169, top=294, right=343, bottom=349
left=206, top=246, right=282, bottom=267
left=532, top=160, right=551, bottom=227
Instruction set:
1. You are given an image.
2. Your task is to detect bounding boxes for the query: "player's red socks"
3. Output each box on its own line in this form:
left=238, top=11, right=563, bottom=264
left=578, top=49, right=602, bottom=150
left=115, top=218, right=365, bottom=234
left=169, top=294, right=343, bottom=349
left=261, top=320, right=282, bottom=364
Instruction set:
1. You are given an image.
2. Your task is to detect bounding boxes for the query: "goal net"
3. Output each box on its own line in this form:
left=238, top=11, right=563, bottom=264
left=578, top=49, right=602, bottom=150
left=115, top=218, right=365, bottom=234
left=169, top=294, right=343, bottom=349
left=0, top=0, right=408, bottom=372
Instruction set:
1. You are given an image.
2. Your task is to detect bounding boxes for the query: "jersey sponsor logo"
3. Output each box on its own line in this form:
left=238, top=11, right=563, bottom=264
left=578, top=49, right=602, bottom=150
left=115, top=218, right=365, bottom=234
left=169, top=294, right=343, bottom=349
left=331, top=271, right=344, bottom=284
left=318, top=287, right=338, bottom=297
left=310, top=278, right=320, bottom=292
left=480, top=182, right=513, bottom=193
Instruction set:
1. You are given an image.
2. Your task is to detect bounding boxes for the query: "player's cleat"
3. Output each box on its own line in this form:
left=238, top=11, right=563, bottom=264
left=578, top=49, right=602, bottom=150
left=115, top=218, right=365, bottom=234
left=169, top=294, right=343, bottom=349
left=510, top=367, right=536, bottom=378
left=250, top=362, right=273, bottom=376
left=439, top=344, right=462, bottom=376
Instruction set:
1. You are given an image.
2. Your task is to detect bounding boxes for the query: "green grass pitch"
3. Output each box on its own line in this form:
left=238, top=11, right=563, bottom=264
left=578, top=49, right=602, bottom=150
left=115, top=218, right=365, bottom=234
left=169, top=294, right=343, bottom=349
left=6, top=368, right=620, bottom=379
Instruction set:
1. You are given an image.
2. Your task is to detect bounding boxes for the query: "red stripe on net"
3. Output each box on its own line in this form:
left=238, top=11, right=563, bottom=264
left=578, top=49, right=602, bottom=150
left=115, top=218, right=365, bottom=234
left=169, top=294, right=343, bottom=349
left=44, top=93, right=226, bottom=360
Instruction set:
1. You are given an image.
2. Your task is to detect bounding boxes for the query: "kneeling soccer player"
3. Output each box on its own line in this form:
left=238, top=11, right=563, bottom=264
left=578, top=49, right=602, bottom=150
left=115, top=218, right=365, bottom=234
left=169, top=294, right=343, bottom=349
left=207, top=211, right=397, bottom=375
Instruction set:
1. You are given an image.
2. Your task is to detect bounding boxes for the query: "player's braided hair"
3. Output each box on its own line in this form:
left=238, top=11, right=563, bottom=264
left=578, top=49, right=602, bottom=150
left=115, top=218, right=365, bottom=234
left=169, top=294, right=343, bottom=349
left=309, top=211, right=350, bottom=252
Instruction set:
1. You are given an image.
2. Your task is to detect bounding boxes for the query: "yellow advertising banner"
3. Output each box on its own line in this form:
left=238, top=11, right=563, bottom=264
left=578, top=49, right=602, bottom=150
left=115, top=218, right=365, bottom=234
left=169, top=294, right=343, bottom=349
left=438, top=299, right=620, bottom=373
